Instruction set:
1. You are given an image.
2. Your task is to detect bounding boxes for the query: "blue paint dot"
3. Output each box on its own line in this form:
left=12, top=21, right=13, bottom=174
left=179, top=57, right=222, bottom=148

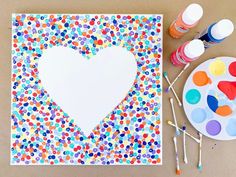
left=186, top=89, right=201, bottom=104
left=226, top=119, right=236, bottom=136
left=207, top=95, right=218, bottom=112
left=191, top=108, right=207, bottom=123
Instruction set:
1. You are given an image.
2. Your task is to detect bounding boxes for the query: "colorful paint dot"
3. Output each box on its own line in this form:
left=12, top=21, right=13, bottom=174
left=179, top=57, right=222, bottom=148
left=191, top=108, right=207, bottom=123
left=207, top=94, right=232, bottom=117
left=226, top=119, right=236, bottom=136
left=206, top=120, right=221, bottom=136
left=229, top=61, right=236, bottom=77
left=193, top=71, right=211, bottom=86
left=218, top=81, right=236, bottom=101
left=209, top=59, right=226, bottom=76
left=216, top=105, right=232, bottom=117
left=186, top=89, right=201, bottom=104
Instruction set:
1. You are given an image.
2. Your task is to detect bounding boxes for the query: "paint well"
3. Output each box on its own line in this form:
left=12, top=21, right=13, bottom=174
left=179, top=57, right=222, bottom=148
left=229, top=61, right=236, bottom=77
left=206, top=120, right=221, bottom=136
left=209, top=59, right=226, bottom=76
left=186, top=89, right=201, bottom=104
left=226, top=119, right=236, bottom=136
left=193, top=71, right=211, bottom=86
left=191, top=108, right=207, bottom=123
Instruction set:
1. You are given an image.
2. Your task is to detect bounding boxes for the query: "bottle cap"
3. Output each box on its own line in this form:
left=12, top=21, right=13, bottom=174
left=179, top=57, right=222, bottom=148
left=182, top=3, right=203, bottom=25
left=184, top=39, right=205, bottom=59
left=211, top=19, right=234, bottom=40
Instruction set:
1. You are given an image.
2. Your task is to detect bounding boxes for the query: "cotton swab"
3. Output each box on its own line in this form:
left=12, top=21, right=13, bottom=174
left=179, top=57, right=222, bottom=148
left=198, top=133, right=203, bottom=171
left=163, top=72, right=182, bottom=106
left=167, top=120, right=200, bottom=143
left=173, top=136, right=181, bottom=175
left=182, top=125, right=188, bottom=164
left=170, top=98, right=180, bottom=136
left=166, top=63, right=190, bottom=92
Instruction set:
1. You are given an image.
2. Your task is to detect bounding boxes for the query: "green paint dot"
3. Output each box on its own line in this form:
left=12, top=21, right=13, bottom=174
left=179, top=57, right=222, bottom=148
left=186, top=89, right=201, bottom=104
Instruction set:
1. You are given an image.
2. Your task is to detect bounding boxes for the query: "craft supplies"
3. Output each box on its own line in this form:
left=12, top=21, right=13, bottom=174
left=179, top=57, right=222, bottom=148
left=170, top=39, right=205, bottom=66
left=167, top=120, right=200, bottom=143
left=182, top=125, right=188, bottom=164
left=166, top=63, right=190, bottom=92
left=163, top=72, right=182, bottom=106
left=169, top=3, right=203, bottom=38
left=173, top=136, right=181, bottom=175
left=183, top=57, right=236, bottom=140
left=195, top=19, right=234, bottom=49
left=197, top=133, right=203, bottom=171
left=170, top=98, right=181, bottom=136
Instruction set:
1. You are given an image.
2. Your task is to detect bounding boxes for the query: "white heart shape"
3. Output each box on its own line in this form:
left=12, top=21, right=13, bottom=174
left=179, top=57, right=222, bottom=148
left=38, top=46, right=137, bottom=136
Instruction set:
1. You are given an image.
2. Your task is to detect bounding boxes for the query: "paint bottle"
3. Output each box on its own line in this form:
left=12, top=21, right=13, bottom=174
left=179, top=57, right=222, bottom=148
left=195, top=19, right=234, bottom=49
left=169, top=3, right=203, bottom=39
left=170, top=39, right=205, bottom=66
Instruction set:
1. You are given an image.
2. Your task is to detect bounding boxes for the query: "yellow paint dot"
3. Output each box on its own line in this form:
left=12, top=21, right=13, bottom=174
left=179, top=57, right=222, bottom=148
left=209, top=59, right=226, bottom=76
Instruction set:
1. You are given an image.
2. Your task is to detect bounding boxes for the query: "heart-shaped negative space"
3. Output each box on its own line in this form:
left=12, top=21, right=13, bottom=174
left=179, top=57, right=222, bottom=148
left=38, top=46, right=137, bottom=136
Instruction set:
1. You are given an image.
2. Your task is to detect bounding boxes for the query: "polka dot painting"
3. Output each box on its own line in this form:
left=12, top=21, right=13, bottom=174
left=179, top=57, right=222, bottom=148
left=11, top=14, right=163, bottom=165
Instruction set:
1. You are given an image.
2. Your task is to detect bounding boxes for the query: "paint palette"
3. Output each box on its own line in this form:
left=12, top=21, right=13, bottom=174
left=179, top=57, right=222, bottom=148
left=183, top=57, right=236, bottom=140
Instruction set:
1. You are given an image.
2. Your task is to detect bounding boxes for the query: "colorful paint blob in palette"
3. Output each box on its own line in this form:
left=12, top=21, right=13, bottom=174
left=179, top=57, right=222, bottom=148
left=183, top=57, right=236, bottom=140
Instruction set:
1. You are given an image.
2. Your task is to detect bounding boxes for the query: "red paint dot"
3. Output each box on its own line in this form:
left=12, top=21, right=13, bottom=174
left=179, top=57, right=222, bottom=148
left=97, top=39, right=103, bottom=45
left=102, top=30, right=107, bottom=35
left=89, top=20, right=94, bottom=25
left=143, top=133, right=148, bottom=138
left=229, top=61, right=236, bottom=77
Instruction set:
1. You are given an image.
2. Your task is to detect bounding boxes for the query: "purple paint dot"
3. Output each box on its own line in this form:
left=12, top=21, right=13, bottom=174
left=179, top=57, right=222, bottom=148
left=206, top=120, right=221, bottom=136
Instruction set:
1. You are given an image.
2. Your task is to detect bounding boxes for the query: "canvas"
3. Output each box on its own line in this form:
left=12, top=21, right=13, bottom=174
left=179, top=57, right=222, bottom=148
left=11, top=14, right=163, bottom=165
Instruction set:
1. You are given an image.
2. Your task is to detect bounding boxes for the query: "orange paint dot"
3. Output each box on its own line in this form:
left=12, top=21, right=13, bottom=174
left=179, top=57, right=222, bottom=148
left=107, top=127, right=111, bottom=132
left=66, top=155, right=70, bottom=160
left=216, top=105, right=232, bottom=117
left=193, top=71, right=211, bottom=86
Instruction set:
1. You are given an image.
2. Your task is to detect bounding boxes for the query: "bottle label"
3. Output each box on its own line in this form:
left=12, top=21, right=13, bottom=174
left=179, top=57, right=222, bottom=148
left=175, top=48, right=188, bottom=64
left=173, top=20, right=189, bottom=33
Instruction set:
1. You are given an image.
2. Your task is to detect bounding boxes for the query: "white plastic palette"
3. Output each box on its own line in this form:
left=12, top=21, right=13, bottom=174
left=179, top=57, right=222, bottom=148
left=183, top=56, right=236, bottom=140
